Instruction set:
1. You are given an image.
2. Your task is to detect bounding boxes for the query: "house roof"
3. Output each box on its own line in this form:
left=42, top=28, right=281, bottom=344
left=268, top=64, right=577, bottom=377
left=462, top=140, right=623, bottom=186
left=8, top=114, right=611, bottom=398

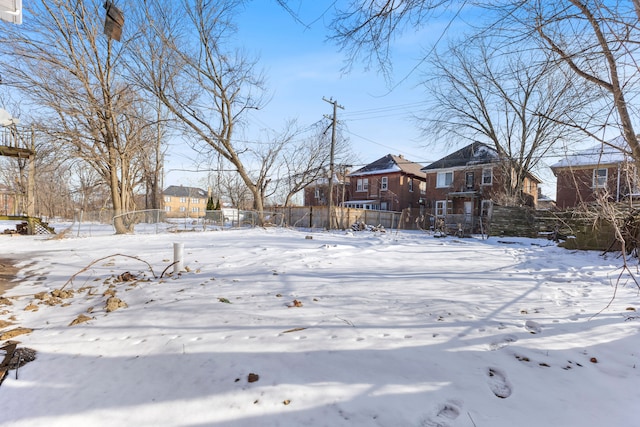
left=422, top=142, right=498, bottom=171
left=163, top=185, right=208, bottom=198
left=349, top=154, right=425, bottom=178
left=550, top=137, right=630, bottom=169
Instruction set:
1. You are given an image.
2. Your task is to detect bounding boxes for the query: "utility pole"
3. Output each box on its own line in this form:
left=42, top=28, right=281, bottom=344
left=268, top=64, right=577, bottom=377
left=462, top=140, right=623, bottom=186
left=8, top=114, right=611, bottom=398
left=322, top=97, right=344, bottom=230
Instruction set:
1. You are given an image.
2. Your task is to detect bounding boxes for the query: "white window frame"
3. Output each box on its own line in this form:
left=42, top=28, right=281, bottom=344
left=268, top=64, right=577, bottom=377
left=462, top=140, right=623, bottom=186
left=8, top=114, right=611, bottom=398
left=179, top=206, right=186, bottom=212
left=436, top=171, right=453, bottom=188
left=165, top=206, right=171, bottom=212
left=164, top=196, right=171, bottom=202
left=356, top=178, right=369, bottom=192
left=179, top=197, right=187, bottom=203
left=435, top=200, right=448, bottom=217
left=482, top=168, right=493, bottom=185
left=593, top=168, right=607, bottom=188
left=381, top=176, right=388, bottom=191
left=465, top=171, right=475, bottom=189
left=314, top=188, right=320, bottom=199
left=192, top=207, right=199, bottom=213
left=191, top=198, right=199, bottom=204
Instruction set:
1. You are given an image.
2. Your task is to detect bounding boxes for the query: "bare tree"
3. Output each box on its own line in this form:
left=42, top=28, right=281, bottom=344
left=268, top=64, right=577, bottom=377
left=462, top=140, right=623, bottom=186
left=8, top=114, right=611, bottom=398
left=423, top=37, right=585, bottom=203
left=132, top=0, right=273, bottom=223
left=328, top=0, right=451, bottom=78
left=514, top=1, right=640, bottom=170
left=0, top=0, right=153, bottom=233
left=326, top=1, right=640, bottom=164
left=273, top=119, right=351, bottom=207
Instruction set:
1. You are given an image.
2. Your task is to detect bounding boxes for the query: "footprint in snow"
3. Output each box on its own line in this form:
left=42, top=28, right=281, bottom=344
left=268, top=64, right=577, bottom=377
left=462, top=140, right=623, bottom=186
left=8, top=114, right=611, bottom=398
left=524, top=320, right=542, bottom=334
left=421, top=400, right=462, bottom=427
left=489, top=334, right=519, bottom=351
left=487, top=367, right=512, bottom=399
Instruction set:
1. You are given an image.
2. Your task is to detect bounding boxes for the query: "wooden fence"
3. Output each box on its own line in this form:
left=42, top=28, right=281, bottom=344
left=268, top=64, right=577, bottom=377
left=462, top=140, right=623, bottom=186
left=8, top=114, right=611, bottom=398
left=270, top=206, right=428, bottom=230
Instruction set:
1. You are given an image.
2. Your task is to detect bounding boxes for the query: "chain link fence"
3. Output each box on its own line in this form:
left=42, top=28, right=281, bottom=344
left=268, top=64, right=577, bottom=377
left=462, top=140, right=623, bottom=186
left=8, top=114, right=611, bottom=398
left=39, top=206, right=433, bottom=236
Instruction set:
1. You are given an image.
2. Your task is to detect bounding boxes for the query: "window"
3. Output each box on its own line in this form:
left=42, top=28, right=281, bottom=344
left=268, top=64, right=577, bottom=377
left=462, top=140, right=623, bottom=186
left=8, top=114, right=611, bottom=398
left=408, top=178, right=414, bottom=192
left=435, top=200, right=448, bottom=217
left=314, top=188, right=320, bottom=199
left=180, top=197, right=186, bottom=203
left=381, top=176, right=388, bottom=191
left=419, top=181, right=426, bottom=194
left=356, top=178, right=369, bottom=192
left=593, top=168, right=607, bottom=188
left=436, top=171, right=453, bottom=188
left=164, top=196, right=171, bottom=202
left=179, top=206, right=186, bottom=212
left=165, top=206, right=171, bottom=212
left=465, top=172, right=474, bottom=189
left=192, top=198, right=199, bottom=204
left=192, top=207, right=199, bottom=213
left=482, top=168, right=493, bottom=185
left=381, top=202, right=388, bottom=210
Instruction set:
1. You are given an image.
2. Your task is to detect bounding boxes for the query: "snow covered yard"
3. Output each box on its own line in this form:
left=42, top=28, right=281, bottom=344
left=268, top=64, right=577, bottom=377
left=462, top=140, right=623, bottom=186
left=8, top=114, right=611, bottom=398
left=0, top=227, right=639, bottom=426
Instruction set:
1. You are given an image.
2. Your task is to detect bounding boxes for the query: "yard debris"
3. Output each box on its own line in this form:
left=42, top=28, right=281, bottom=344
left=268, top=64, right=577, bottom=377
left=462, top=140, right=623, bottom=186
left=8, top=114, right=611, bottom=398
left=51, top=289, right=74, bottom=299
left=0, top=298, right=13, bottom=306
left=61, top=253, right=157, bottom=290
left=0, top=342, right=37, bottom=386
left=69, top=314, right=93, bottom=326
left=351, top=222, right=385, bottom=232
left=7, top=347, right=37, bottom=369
left=282, top=327, right=306, bottom=333
left=247, top=373, right=259, bottom=383
left=288, top=299, right=303, bottom=308
left=24, top=303, right=38, bottom=312
left=283, top=399, right=291, bottom=405
left=105, top=297, right=127, bottom=312
left=0, top=327, right=33, bottom=341
left=103, top=287, right=117, bottom=297
left=218, top=297, right=231, bottom=304
left=116, top=271, right=137, bottom=282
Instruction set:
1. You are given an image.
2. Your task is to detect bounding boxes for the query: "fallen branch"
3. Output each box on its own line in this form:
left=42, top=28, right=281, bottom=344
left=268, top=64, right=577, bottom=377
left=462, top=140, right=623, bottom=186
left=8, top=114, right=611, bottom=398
left=61, top=254, right=157, bottom=290
left=160, top=261, right=179, bottom=279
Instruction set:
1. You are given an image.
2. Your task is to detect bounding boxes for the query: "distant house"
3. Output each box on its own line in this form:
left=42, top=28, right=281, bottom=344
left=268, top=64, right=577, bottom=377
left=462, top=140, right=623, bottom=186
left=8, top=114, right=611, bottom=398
left=345, top=154, right=426, bottom=211
left=303, top=170, right=351, bottom=207
left=0, top=184, right=16, bottom=215
left=163, top=185, right=208, bottom=218
left=421, top=142, right=540, bottom=231
left=550, top=140, right=638, bottom=209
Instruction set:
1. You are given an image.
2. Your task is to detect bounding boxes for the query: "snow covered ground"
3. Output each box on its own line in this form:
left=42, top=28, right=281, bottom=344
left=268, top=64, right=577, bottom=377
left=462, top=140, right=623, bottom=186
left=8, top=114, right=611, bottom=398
left=0, top=224, right=639, bottom=426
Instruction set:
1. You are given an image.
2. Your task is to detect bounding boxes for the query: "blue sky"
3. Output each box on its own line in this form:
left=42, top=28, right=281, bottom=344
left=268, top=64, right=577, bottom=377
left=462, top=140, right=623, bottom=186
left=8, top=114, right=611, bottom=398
left=164, top=1, right=558, bottom=196
left=164, top=2, right=452, bottom=186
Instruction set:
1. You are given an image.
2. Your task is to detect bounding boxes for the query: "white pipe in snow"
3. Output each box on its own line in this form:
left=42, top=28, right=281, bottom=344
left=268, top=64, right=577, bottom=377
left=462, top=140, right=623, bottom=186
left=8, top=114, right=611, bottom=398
left=173, top=242, right=184, bottom=274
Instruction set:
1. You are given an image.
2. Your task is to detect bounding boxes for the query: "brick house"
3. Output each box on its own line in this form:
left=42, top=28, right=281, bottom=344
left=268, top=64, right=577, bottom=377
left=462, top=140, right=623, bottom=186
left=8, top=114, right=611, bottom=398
left=345, top=154, right=426, bottom=211
left=163, top=185, right=208, bottom=218
left=303, top=171, right=351, bottom=207
left=421, top=142, right=540, bottom=231
left=550, top=141, right=638, bottom=209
